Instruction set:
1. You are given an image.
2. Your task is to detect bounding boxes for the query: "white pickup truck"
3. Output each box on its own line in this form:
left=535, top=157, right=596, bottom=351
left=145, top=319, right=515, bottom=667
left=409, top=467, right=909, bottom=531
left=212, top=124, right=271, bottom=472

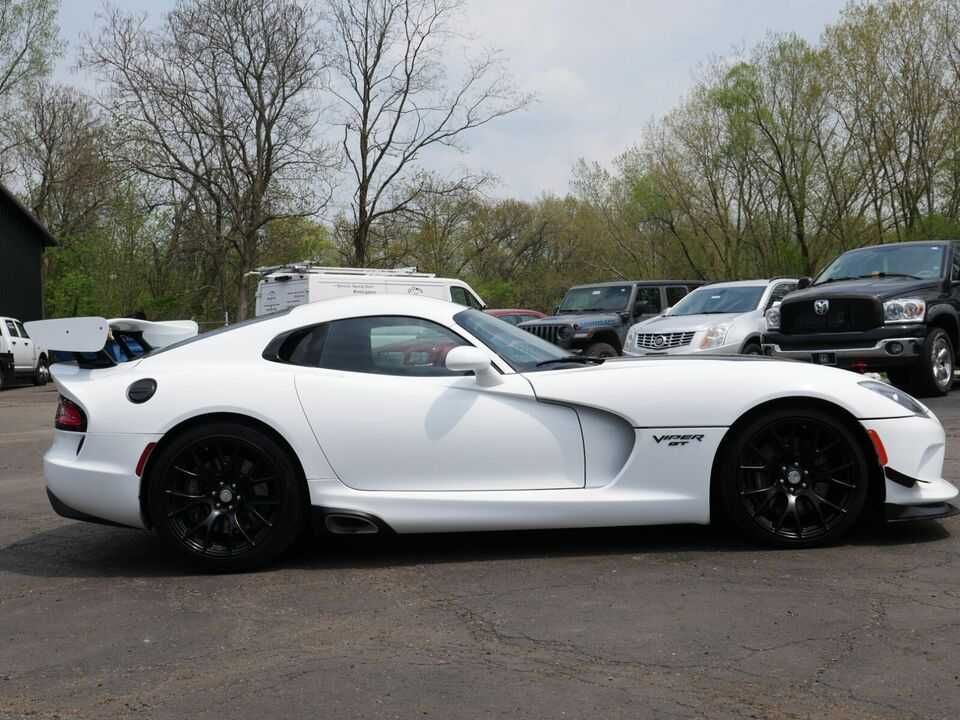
left=0, top=316, right=49, bottom=389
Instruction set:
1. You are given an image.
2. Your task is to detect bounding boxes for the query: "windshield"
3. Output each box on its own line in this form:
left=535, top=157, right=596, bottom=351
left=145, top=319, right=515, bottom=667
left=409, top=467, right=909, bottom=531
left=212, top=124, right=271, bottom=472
left=669, top=285, right=765, bottom=316
left=558, top=285, right=631, bottom=313
left=454, top=309, right=573, bottom=372
left=815, top=244, right=944, bottom=284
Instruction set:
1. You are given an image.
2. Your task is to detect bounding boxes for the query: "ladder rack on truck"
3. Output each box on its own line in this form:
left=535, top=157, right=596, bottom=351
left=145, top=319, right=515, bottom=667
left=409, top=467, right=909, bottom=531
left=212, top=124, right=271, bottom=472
left=253, top=263, right=436, bottom=278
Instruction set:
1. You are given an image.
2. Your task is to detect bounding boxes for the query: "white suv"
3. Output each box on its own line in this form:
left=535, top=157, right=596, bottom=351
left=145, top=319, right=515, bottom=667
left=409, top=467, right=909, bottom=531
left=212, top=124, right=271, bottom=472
left=0, top=316, right=49, bottom=389
left=623, top=279, right=798, bottom=356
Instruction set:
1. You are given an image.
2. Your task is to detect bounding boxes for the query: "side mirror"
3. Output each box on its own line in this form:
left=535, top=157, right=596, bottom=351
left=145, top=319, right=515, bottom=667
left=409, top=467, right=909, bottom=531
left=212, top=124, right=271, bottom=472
left=797, top=277, right=812, bottom=290
left=553, top=306, right=560, bottom=315
left=445, top=346, right=501, bottom=386
left=663, top=305, right=673, bottom=316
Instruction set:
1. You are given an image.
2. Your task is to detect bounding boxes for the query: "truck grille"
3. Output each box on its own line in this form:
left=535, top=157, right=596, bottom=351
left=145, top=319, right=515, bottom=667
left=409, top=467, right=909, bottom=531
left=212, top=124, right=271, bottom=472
left=780, top=298, right=882, bottom=333
left=634, top=331, right=695, bottom=350
left=522, top=324, right=567, bottom=346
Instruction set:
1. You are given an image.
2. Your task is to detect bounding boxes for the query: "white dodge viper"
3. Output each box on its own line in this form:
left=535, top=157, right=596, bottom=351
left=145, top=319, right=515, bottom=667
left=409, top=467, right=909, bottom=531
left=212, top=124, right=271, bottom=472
left=26, top=296, right=959, bottom=571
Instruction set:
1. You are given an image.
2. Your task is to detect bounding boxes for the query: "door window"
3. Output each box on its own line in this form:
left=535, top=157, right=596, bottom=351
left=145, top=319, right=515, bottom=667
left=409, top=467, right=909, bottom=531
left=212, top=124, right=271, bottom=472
left=278, top=316, right=469, bottom=377
left=450, top=286, right=469, bottom=306
left=14, top=321, right=28, bottom=339
left=952, top=244, right=960, bottom=282
left=665, top=286, right=689, bottom=307
left=4, top=320, right=19, bottom=338
left=633, top=288, right=662, bottom=315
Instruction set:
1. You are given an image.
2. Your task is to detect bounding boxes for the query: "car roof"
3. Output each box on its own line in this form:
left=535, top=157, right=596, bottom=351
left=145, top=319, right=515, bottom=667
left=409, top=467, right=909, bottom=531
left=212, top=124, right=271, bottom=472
left=696, top=279, right=792, bottom=289
left=568, top=280, right=706, bottom=289
left=485, top=308, right=542, bottom=315
left=853, top=240, right=949, bottom=250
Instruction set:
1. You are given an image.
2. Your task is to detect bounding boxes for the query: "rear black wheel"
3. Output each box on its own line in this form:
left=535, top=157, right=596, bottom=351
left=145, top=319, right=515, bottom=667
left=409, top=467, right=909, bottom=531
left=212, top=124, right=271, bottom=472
left=147, top=422, right=306, bottom=571
left=741, top=341, right=762, bottom=355
left=719, top=407, right=870, bottom=547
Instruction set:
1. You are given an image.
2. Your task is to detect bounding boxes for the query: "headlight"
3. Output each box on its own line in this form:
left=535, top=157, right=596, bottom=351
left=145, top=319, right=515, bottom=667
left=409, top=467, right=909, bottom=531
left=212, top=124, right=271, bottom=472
left=765, top=306, right=780, bottom=330
left=883, top=298, right=925, bottom=323
left=700, top=324, right=730, bottom=349
left=859, top=380, right=928, bottom=417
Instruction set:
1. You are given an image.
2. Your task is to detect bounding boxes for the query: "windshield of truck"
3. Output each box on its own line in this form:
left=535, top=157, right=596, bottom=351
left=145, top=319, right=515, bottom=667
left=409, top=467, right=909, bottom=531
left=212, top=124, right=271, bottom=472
left=669, top=285, right=765, bottom=316
left=557, top=285, right=631, bottom=313
left=815, top=244, right=944, bottom=284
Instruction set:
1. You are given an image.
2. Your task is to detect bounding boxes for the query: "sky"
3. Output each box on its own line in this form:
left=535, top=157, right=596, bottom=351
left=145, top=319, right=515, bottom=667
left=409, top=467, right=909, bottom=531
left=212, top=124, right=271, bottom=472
left=56, top=0, right=849, bottom=201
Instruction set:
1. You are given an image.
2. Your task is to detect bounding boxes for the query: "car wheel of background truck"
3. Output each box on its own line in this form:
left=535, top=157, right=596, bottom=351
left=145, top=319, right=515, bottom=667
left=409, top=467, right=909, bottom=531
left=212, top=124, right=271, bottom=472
left=741, top=341, right=762, bottom=355
left=585, top=342, right=617, bottom=358
left=910, top=327, right=954, bottom=397
left=33, top=356, right=49, bottom=386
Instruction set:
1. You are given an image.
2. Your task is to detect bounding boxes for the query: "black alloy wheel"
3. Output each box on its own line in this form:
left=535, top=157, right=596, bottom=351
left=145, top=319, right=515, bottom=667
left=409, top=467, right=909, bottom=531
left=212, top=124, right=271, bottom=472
left=148, top=422, right=305, bottom=570
left=720, top=407, right=870, bottom=547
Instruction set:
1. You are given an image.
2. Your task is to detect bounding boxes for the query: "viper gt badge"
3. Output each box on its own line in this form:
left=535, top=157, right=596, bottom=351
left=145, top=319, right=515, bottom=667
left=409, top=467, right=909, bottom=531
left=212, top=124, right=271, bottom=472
left=814, top=299, right=830, bottom=315
left=653, top=433, right=704, bottom=446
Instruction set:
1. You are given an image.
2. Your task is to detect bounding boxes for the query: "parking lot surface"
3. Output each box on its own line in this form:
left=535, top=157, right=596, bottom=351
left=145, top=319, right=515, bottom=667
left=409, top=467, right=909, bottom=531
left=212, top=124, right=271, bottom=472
left=1, top=384, right=959, bottom=719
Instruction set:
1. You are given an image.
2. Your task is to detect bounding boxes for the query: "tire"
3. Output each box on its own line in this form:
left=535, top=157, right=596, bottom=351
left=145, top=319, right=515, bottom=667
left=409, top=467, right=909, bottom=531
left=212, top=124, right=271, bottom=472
left=741, top=341, right=762, bottom=355
left=33, top=356, right=49, bottom=386
left=147, top=421, right=307, bottom=571
left=908, top=327, right=954, bottom=397
left=718, top=406, right=871, bottom=548
left=584, top=341, right=618, bottom=358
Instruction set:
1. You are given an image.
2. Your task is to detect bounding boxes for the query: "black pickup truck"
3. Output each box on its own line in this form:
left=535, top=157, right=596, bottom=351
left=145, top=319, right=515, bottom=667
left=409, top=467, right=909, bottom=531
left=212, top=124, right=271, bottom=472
left=763, top=240, right=960, bottom=396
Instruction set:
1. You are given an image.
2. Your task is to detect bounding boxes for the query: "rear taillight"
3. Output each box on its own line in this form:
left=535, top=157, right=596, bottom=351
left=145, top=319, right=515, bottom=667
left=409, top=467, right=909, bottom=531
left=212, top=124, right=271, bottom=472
left=55, top=396, right=87, bottom=432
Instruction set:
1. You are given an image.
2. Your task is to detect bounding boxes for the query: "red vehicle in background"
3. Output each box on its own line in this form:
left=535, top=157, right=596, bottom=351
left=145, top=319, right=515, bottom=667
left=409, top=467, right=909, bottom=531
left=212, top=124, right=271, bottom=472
left=484, top=308, right=546, bottom=326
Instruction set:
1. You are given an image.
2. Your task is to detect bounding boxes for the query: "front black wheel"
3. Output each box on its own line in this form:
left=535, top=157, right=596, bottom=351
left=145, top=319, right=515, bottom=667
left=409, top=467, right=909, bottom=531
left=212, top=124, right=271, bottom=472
left=147, top=422, right=306, bottom=571
left=719, top=407, right=870, bottom=547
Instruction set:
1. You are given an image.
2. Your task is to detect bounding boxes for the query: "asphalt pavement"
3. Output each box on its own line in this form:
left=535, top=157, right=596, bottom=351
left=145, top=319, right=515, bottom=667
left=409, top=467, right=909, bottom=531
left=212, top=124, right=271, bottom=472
left=1, top=383, right=959, bottom=719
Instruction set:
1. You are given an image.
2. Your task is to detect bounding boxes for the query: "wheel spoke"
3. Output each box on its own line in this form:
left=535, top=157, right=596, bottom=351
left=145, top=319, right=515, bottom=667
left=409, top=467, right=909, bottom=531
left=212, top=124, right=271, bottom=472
left=739, top=465, right=767, bottom=471
left=247, top=505, right=274, bottom=528
left=830, top=477, right=856, bottom=489
left=773, top=503, right=790, bottom=533
left=165, top=489, right=206, bottom=500
left=824, top=463, right=852, bottom=475
left=812, top=491, right=846, bottom=514
left=740, top=485, right=774, bottom=496
left=174, top=465, right=199, bottom=478
left=232, top=513, right=256, bottom=547
left=808, top=494, right=829, bottom=530
left=167, top=501, right=207, bottom=518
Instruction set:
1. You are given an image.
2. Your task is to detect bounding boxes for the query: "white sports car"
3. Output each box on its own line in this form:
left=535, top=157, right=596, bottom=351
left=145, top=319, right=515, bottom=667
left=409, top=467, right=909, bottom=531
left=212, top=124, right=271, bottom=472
left=27, top=296, right=959, bottom=571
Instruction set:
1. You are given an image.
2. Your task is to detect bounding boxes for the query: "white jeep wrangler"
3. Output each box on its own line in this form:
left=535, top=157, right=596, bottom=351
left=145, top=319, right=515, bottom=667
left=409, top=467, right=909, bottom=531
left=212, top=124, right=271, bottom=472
left=0, top=316, right=49, bottom=389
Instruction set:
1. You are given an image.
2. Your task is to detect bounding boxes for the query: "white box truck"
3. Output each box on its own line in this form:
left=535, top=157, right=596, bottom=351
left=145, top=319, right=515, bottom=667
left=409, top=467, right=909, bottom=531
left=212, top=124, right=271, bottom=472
left=254, top=265, right=486, bottom=317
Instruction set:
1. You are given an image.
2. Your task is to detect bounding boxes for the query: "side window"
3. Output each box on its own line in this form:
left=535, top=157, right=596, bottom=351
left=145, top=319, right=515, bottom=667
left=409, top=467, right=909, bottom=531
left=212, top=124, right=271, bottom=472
left=278, top=316, right=469, bottom=377
left=450, top=286, right=469, bottom=306
left=665, top=286, right=689, bottom=307
left=15, top=321, right=29, bottom=339
left=633, top=288, right=662, bottom=315
left=952, top=245, right=960, bottom=282
left=767, top=282, right=798, bottom=309
left=4, top=320, right=19, bottom=338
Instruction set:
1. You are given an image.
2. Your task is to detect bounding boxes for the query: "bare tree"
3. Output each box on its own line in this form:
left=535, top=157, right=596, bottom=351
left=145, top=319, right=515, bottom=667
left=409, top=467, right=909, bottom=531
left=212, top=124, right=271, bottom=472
left=15, top=83, right=114, bottom=238
left=0, top=0, right=60, bottom=171
left=328, top=0, right=531, bottom=265
left=82, top=0, right=335, bottom=319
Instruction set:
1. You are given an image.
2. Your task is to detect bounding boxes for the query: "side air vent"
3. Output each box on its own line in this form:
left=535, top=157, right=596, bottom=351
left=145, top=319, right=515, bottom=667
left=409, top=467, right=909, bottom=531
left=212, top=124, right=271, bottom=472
left=324, top=513, right=380, bottom=535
